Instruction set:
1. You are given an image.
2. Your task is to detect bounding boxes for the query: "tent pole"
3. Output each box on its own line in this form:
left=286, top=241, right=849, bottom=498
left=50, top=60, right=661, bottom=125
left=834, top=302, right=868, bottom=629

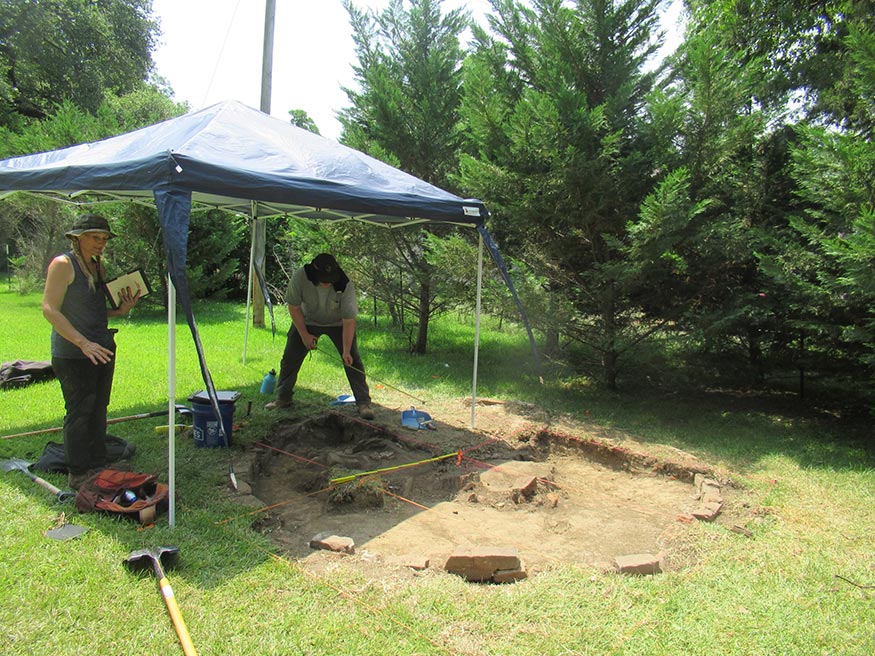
left=471, top=234, right=484, bottom=429
left=167, top=274, right=177, bottom=527
left=243, top=207, right=257, bottom=364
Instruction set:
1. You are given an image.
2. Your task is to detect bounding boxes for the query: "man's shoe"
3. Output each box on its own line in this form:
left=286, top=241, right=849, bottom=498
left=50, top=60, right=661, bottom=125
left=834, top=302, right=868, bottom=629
left=358, top=404, right=375, bottom=420
left=265, top=399, right=292, bottom=410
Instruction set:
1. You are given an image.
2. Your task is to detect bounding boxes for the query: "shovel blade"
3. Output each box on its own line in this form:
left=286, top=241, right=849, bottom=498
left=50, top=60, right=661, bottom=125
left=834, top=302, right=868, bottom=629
left=1, top=458, right=31, bottom=473
left=124, top=545, right=180, bottom=574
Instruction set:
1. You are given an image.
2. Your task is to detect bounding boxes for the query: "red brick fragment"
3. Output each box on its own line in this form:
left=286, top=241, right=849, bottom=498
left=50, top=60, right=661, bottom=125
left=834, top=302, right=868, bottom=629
left=445, top=546, right=525, bottom=582
left=614, top=553, right=661, bottom=576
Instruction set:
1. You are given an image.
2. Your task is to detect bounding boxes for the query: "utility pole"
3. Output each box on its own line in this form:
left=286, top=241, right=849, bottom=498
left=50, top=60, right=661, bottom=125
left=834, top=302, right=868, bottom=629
left=252, top=0, right=276, bottom=327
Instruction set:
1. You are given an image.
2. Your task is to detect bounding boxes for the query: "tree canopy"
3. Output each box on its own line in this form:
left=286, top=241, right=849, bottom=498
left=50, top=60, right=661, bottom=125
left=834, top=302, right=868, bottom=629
left=0, top=0, right=159, bottom=126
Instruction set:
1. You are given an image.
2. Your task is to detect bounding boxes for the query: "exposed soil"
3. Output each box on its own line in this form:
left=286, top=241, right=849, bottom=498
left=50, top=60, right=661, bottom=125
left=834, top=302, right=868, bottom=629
left=241, top=398, right=734, bottom=578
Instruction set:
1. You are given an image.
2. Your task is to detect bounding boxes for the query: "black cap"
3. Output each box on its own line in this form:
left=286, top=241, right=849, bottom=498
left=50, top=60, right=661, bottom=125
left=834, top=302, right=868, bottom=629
left=311, top=253, right=341, bottom=283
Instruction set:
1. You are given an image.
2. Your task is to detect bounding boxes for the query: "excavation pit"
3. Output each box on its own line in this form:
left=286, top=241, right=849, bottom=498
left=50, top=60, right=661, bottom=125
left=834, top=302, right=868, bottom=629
left=249, top=407, right=723, bottom=574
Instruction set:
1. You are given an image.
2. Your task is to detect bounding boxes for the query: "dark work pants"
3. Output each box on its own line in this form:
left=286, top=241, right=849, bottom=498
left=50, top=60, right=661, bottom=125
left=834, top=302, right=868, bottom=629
left=276, top=324, right=371, bottom=406
left=52, top=356, right=115, bottom=475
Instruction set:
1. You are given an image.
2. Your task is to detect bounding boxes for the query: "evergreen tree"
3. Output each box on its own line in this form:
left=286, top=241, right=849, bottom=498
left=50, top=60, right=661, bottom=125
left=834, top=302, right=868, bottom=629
left=668, top=0, right=875, bottom=390
left=338, top=0, right=470, bottom=354
left=761, top=19, right=875, bottom=388
left=459, top=0, right=664, bottom=387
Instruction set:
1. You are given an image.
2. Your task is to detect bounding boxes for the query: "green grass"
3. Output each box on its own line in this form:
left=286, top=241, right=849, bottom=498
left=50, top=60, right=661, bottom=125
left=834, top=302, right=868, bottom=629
left=2, top=289, right=874, bottom=655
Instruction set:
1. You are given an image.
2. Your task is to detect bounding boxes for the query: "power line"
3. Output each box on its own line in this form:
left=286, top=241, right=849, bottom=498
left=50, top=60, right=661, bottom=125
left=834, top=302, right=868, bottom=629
left=201, top=0, right=243, bottom=108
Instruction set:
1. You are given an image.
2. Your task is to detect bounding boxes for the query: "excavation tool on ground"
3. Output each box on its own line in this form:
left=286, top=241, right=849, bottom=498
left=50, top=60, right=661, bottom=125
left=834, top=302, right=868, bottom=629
left=1, top=406, right=190, bottom=440
left=124, top=546, right=197, bottom=656
left=329, top=451, right=459, bottom=486
left=1, top=457, right=75, bottom=502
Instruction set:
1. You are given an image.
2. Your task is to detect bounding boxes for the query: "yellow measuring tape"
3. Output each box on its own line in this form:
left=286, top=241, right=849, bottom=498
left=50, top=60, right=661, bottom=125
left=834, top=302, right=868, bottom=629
left=330, top=451, right=460, bottom=485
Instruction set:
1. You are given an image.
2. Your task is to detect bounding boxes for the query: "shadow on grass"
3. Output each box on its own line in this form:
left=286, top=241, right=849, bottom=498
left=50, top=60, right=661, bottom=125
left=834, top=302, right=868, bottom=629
left=534, top=378, right=875, bottom=476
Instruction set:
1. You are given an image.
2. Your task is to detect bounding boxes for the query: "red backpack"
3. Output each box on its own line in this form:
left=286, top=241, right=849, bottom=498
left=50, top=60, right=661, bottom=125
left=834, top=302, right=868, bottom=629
left=75, top=469, right=169, bottom=525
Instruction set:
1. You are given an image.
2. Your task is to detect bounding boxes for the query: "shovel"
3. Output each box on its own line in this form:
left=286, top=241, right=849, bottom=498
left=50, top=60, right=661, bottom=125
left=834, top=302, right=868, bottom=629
left=2, top=405, right=191, bottom=440
left=1, top=458, right=75, bottom=502
left=124, top=546, right=198, bottom=656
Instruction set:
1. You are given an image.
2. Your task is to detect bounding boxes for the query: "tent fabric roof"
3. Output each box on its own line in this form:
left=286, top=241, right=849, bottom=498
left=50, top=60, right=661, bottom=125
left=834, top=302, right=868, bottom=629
left=0, top=100, right=487, bottom=226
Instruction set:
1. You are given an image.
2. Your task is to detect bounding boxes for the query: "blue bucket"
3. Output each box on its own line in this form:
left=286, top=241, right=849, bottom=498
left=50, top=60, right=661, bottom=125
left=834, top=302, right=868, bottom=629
left=188, top=391, right=240, bottom=448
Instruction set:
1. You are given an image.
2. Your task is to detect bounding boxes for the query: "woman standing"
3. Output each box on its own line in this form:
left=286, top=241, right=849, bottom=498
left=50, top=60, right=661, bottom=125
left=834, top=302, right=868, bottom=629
left=42, top=214, right=140, bottom=489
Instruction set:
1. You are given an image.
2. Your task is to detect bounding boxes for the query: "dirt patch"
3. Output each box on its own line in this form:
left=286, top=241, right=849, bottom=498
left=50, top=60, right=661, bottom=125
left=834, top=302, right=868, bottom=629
left=244, top=399, right=731, bottom=577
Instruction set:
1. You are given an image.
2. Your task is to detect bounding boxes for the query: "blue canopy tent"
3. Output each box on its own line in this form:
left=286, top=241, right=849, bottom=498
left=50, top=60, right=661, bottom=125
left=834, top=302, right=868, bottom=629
left=0, top=100, right=536, bottom=525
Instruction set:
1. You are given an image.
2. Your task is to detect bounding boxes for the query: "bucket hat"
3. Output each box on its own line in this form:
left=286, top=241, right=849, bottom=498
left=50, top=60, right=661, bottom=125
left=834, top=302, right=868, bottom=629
left=311, top=253, right=341, bottom=283
left=65, top=214, right=116, bottom=240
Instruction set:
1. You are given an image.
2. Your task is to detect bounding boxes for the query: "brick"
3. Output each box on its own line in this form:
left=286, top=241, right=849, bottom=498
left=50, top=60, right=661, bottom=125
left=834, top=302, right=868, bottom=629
left=695, top=475, right=720, bottom=493
left=309, top=533, right=355, bottom=554
left=480, top=463, right=551, bottom=492
left=445, top=546, right=522, bottom=582
left=513, top=476, right=538, bottom=496
left=614, top=553, right=661, bottom=576
left=691, top=501, right=723, bottom=521
left=701, top=488, right=723, bottom=504
left=404, top=556, right=430, bottom=571
left=493, top=568, right=528, bottom=583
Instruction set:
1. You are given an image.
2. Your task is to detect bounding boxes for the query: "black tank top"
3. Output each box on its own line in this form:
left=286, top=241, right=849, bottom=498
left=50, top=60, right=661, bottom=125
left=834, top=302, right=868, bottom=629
left=51, top=253, right=113, bottom=359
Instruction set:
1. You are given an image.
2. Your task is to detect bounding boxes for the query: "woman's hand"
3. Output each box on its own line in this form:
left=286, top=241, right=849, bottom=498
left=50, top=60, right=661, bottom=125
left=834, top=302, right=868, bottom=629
left=80, top=339, right=114, bottom=365
left=115, top=286, right=142, bottom=314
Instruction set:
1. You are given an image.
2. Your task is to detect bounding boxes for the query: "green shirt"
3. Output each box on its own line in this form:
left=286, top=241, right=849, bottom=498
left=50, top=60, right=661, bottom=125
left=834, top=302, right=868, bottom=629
left=284, top=266, right=358, bottom=326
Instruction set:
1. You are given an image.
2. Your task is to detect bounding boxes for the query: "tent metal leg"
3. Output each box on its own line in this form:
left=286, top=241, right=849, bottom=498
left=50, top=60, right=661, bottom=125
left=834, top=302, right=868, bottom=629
left=471, top=234, right=484, bottom=429
left=242, top=208, right=257, bottom=365
left=167, top=275, right=177, bottom=527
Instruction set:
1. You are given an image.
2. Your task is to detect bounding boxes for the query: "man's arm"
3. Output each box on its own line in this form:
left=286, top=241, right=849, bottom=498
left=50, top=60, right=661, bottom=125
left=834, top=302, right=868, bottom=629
left=289, top=304, right=317, bottom=349
left=341, top=317, right=355, bottom=366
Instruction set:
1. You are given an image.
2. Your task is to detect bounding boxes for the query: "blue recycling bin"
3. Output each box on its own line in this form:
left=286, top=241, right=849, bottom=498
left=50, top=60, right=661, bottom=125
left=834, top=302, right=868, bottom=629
left=188, top=390, right=241, bottom=448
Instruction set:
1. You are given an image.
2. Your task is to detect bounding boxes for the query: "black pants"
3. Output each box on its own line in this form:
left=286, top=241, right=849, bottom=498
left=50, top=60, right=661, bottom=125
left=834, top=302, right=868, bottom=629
left=276, top=324, right=371, bottom=406
left=52, top=355, right=115, bottom=475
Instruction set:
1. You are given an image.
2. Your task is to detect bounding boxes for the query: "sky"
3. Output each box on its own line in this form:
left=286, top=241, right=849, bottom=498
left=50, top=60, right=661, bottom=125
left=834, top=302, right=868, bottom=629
left=150, top=0, right=683, bottom=142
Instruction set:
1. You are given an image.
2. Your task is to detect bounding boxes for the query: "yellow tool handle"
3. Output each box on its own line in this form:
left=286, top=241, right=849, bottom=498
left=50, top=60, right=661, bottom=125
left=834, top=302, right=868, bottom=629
left=158, top=576, right=198, bottom=656
left=330, top=451, right=458, bottom=485
left=154, top=424, right=189, bottom=433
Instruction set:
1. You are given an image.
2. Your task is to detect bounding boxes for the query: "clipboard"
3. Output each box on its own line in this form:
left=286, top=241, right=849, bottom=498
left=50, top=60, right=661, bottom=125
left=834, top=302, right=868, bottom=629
left=104, top=269, right=152, bottom=309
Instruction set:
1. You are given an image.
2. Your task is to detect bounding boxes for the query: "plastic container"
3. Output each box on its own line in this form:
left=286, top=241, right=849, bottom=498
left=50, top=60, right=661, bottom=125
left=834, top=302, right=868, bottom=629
left=260, top=369, right=277, bottom=395
left=188, top=390, right=241, bottom=448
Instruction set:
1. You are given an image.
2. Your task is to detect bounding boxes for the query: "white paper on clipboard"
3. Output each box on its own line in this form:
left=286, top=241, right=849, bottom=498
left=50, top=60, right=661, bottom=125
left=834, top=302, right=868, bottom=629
left=104, top=269, right=151, bottom=309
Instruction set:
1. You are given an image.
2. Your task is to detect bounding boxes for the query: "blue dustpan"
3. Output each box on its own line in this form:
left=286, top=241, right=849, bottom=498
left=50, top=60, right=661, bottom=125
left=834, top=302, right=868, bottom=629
left=329, top=394, right=356, bottom=406
left=401, top=406, right=435, bottom=430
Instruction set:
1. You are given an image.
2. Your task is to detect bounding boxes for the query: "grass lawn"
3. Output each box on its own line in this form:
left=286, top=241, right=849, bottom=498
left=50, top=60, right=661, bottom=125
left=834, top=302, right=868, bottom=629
left=1, top=288, right=874, bottom=655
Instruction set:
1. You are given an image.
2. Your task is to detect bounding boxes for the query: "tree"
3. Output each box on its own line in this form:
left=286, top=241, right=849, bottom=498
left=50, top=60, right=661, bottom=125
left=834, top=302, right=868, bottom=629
left=288, top=109, right=320, bottom=134
left=459, top=0, right=664, bottom=387
left=338, top=0, right=469, bottom=354
left=2, top=89, right=188, bottom=294
left=0, top=0, right=158, bottom=125
left=759, top=20, right=875, bottom=386
left=662, top=0, right=875, bottom=389
left=639, top=1, right=788, bottom=384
